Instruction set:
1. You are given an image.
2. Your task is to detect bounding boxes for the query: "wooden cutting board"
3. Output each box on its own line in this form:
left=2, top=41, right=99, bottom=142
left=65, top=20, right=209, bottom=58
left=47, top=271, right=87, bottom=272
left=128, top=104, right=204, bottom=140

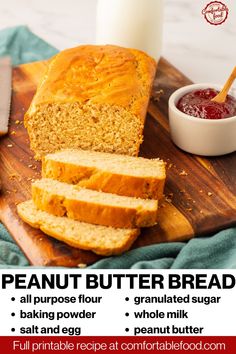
left=0, top=58, right=235, bottom=267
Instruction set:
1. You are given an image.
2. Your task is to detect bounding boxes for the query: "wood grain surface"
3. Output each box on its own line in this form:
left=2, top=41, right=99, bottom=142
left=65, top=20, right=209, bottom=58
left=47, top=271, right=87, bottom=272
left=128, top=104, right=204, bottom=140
left=0, top=58, right=235, bottom=267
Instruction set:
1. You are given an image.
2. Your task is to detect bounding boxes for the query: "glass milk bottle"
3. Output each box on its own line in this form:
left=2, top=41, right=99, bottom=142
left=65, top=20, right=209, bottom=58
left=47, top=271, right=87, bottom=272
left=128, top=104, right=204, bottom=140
left=96, top=0, right=164, bottom=61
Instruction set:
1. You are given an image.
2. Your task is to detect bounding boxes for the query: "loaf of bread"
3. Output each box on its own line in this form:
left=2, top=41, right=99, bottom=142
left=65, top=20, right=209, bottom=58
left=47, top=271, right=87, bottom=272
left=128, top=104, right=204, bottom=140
left=24, top=45, right=156, bottom=160
left=32, top=178, right=158, bottom=228
left=17, top=200, right=139, bottom=256
left=43, top=149, right=166, bottom=199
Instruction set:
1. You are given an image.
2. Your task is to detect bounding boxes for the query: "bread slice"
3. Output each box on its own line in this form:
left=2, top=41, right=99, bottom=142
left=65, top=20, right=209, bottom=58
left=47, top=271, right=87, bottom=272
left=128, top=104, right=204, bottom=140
left=42, top=149, right=166, bottom=199
left=24, top=45, right=156, bottom=160
left=32, top=178, right=158, bottom=228
left=17, top=200, right=140, bottom=256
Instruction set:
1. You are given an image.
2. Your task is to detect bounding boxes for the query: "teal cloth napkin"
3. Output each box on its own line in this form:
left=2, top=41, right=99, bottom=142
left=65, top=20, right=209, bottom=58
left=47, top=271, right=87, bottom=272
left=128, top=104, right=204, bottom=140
left=0, top=25, right=58, bottom=65
left=89, top=228, right=236, bottom=269
left=0, top=25, right=235, bottom=269
left=0, top=224, right=29, bottom=266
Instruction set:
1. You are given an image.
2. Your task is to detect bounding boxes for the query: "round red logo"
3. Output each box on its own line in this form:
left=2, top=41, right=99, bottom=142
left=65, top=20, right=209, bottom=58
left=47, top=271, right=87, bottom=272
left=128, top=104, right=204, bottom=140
left=202, top=1, right=229, bottom=25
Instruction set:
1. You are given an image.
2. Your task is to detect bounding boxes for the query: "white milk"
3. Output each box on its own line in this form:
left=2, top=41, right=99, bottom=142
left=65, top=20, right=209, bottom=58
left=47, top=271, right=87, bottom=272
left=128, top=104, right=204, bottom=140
left=96, top=0, right=163, bottom=61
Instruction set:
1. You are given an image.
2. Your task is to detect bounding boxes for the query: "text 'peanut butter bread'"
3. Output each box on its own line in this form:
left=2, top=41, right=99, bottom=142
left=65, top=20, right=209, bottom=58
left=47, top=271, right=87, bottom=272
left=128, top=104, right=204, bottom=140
left=42, top=149, right=166, bottom=199
left=17, top=200, right=139, bottom=256
left=32, top=178, right=158, bottom=228
left=24, top=45, right=157, bottom=160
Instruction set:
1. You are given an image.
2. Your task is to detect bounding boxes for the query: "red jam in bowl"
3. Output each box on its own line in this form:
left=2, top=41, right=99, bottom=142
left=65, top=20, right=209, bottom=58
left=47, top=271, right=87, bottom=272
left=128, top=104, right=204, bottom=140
left=177, top=88, right=236, bottom=119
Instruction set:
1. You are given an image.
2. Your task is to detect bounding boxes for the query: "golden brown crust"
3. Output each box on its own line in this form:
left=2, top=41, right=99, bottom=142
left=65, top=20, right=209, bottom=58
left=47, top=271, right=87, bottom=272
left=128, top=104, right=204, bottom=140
left=42, top=157, right=165, bottom=200
left=25, top=45, right=156, bottom=124
left=32, top=183, right=158, bottom=228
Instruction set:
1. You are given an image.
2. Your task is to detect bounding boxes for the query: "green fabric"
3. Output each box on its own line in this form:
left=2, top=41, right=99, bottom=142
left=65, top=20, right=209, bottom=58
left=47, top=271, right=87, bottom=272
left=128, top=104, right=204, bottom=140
left=0, top=25, right=235, bottom=269
left=0, top=25, right=58, bottom=65
left=0, top=224, right=29, bottom=267
left=89, top=228, right=236, bottom=269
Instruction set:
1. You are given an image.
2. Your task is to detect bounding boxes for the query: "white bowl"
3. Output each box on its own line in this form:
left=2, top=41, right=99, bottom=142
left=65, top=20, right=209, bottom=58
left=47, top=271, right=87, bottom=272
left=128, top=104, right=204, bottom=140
left=168, top=83, right=236, bottom=156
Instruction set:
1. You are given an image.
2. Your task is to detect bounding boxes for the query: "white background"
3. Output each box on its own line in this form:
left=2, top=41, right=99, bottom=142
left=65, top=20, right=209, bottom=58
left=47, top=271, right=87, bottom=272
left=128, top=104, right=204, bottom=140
left=0, top=0, right=235, bottom=83
left=0, top=270, right=235, bottom=336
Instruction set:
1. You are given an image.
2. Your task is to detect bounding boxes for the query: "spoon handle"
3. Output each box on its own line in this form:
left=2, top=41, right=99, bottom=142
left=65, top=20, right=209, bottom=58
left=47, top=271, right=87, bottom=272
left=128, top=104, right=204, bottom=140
left=211, top=66, right=236, bottom=103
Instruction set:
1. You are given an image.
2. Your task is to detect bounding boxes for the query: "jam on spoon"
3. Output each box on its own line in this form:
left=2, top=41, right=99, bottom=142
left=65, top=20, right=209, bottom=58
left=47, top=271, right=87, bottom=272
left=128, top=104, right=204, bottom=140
left=177, top=88, right=236, bottom=119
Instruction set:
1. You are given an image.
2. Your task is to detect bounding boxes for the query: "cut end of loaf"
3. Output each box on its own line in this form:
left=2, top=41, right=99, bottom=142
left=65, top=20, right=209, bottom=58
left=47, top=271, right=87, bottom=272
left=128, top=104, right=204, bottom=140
left=42, top=149, right=166, bottom=200
left=25, top=102, right=143, bottom=160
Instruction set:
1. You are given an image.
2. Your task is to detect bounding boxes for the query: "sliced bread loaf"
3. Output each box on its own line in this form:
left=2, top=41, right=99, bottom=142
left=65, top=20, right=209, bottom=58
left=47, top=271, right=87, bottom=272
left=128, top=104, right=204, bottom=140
left=32, top=178, right=158, bottom=228
left=42, top=149, right=166, bottom=199
left=17, top=200, right=140, bottom=256
left=24, top=45, right=156, bottom=160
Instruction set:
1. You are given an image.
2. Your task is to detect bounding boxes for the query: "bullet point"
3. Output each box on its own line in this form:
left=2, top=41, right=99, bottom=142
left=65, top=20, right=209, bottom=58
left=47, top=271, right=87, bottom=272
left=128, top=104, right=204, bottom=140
left=11, top=328, right=15, bottom=332
left=11, top=313, right=15, bottom=317
left=125, top=297, right=129, bottom=301
left=11, top=297, right=15, bottom=301
left=125, top=328, right=129, bottom=332
left=125, top=312, right=129, bottom=316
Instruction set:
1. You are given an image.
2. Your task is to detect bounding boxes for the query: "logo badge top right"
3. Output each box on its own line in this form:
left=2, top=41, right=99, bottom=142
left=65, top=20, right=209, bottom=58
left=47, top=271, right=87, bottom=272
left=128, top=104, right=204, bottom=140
left=202, top=1, right=229, bottom=25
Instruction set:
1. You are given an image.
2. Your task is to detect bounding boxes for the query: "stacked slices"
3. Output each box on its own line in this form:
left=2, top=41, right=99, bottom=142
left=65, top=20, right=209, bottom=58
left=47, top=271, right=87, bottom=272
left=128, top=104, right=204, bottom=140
left=17, top=149, right=166, bottom=256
